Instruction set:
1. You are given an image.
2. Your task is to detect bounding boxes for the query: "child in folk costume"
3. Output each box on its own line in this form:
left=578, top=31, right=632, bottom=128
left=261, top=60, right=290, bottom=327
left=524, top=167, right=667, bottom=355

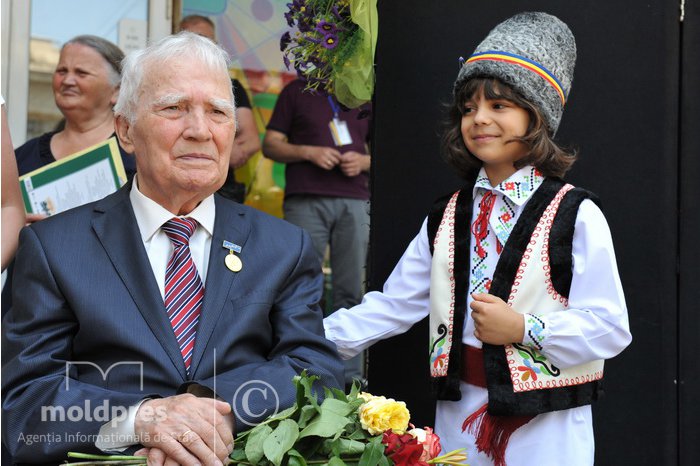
left=323, top=12, right=631, bottom=466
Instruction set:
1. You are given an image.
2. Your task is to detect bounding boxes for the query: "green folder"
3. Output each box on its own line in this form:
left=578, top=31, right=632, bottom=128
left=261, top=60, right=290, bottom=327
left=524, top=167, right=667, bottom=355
left=19, top=137, right=127, bottom=216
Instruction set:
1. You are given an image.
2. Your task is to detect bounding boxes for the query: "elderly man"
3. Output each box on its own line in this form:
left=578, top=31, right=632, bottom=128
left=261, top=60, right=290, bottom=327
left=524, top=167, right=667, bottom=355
left=2, top=32, right=343, bottom=466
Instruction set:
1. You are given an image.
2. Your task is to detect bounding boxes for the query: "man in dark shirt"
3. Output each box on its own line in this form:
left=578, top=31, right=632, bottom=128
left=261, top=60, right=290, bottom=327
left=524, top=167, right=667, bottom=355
left=263, top=79, right=371, bottom=389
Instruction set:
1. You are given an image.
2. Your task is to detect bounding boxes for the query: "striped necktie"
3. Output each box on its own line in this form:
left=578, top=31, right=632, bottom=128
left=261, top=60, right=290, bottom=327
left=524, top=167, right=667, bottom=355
left=162, top=217, right=204, bottom=373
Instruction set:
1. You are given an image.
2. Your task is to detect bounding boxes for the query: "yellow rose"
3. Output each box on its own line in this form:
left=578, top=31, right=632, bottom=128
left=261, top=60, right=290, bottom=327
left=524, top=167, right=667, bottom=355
left=358, top=392, right=375, bottom=403
left=359, top=395, right=410, bottom=435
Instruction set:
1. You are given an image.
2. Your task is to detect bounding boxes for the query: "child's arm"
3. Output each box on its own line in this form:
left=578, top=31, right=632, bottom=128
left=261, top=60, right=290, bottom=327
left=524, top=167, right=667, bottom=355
left=324, top=219, right=432, bottom=359
left=526, top=200, right=631, bottom=367
left=474, top=200, right=631, bottom=367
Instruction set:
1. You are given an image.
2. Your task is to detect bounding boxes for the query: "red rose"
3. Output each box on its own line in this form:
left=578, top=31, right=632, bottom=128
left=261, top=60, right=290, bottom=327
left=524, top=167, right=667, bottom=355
left=408, top=426, right=442, bottom=461
left=382, top=431, right=429, bottom=466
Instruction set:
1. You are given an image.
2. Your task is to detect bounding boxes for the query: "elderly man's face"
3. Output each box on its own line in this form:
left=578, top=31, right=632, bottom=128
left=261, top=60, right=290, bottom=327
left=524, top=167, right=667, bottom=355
left=117, top=58, right=235, bottom=214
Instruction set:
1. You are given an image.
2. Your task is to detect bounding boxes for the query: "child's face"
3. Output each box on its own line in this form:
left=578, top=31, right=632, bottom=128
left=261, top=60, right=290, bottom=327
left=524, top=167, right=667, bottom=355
left=460, top=89, right=530, bottom=179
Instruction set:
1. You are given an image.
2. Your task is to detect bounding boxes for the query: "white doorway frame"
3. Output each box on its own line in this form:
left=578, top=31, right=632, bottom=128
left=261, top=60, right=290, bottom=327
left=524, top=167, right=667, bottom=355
left=0, top=0, right=172, bottom=145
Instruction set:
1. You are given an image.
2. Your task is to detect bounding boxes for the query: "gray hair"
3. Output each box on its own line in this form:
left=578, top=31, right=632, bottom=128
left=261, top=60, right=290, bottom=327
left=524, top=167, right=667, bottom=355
left=62, top=35, right=124, bottom=87
left=114, top=31, right=233, bottom=123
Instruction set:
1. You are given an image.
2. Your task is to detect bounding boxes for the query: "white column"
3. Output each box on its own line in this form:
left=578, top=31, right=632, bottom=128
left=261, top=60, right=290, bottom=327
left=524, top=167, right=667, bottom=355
left=2, top=0, right=31, bottom=145
left=148, top=0, right=173, bottom=42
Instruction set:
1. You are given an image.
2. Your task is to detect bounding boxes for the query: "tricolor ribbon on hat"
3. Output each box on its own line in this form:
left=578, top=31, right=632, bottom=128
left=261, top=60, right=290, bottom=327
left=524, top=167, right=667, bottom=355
left=466, top=50, right=568, bottom=104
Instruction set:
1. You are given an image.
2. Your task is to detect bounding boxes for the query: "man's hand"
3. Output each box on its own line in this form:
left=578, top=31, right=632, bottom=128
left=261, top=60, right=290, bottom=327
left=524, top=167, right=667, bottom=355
left=339, top=151, right=370, bottom=177
left=136, top=447, right=204, bottom=466
left=134, top=394, right=234, bottom=466
left=229, top=106, right=261, bottom=169
left=306, top=146, right=342, bottom=170
left=228, top=143, right=249, bottom=170
left=470, top=293, right=524, bottom=345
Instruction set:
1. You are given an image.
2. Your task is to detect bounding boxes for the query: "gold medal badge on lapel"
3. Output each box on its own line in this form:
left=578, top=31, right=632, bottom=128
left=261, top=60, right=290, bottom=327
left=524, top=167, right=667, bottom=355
left=223, top=240, right=243, bottom=272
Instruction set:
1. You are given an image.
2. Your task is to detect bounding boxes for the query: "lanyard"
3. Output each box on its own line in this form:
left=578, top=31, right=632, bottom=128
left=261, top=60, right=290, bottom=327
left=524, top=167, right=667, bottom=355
left=327, top=95, right=340, bottom=118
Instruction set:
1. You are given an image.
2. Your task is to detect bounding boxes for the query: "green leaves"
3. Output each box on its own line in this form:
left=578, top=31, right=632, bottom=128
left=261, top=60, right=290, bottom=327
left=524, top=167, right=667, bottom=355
left=64, top=452, right=147, bottom=465
left=359, top=435, right=390, bottom=466
left=326, top=438, right=366, bottom=456
left=298, top=398, right=356, bottom=439
left=295, top=371, right=320, bottom=411
left=328, top=456, right=348, bottom=466
left=245, top=424, right=273, bottom=465
left=67, top=373, right=400, bottom=466
left=298, top=402, right=353, bottom=439
left=263, top=420, right=300, bottom=466
left=287, top=449, right=308, bottom=466
left=229, top=371, right=386, bottom=466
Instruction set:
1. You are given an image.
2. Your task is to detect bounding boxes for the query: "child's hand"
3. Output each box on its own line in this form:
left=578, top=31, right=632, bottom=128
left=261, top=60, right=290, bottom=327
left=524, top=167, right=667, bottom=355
left=469, top=293, right=524, bottom=345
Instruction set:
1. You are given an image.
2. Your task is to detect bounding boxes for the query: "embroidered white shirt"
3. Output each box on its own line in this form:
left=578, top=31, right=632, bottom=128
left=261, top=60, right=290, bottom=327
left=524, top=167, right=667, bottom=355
left=469, top=166, right=544, bottom=297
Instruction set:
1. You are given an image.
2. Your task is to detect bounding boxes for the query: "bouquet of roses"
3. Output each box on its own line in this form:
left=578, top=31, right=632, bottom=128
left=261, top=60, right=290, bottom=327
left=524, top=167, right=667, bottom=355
left=227, top=372, right=467, bottom=466
left=65, top=372, right=467, bottom=466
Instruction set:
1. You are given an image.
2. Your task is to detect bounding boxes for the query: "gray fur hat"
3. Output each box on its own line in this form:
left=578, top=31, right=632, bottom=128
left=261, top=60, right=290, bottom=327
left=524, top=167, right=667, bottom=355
left=454, top=12, right=576, bottom=134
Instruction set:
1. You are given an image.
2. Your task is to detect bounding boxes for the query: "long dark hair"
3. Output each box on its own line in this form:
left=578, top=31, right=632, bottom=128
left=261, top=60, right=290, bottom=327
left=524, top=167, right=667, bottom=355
left=441, top=77, right=576, bottom=181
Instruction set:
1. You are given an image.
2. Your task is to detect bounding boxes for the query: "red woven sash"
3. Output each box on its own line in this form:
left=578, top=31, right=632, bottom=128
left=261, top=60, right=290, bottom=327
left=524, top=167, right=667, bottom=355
left=461, top=345, right=534, bottom=466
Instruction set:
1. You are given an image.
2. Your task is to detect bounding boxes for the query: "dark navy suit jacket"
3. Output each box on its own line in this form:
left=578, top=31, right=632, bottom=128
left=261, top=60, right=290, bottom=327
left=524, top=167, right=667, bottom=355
left=1, top=184, right=343, bottom=464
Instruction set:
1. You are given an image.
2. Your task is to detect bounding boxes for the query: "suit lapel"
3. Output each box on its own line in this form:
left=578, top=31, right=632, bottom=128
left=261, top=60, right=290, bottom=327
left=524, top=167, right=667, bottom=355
left=91, top=185, right=187, bottom=378
left=189, top=196, right=251, bottom=375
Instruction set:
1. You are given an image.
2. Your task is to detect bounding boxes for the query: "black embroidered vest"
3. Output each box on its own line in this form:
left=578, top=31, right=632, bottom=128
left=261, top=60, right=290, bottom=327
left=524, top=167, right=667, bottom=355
left=427, top=177, right=602, bottom=416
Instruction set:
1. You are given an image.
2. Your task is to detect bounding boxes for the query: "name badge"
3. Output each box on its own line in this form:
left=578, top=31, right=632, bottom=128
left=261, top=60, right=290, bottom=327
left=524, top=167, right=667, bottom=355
left=329, top=118, right=353, bottom=146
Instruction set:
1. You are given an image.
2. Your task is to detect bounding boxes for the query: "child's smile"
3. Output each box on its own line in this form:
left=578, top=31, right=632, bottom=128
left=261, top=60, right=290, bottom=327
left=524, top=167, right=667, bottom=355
left=461, top=92, right=530, bottom=184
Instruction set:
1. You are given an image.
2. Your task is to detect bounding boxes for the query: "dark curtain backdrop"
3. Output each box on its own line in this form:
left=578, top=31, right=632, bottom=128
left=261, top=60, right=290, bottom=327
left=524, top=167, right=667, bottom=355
left=679, top=1, right=700, bottom=464
left=366, top=1, right=694, bottom=464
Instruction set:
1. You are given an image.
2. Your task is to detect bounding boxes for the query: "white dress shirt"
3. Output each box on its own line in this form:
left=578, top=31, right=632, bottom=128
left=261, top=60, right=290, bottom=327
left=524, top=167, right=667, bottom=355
left=96, top=177, right=216, bottom=451
left=129, top=177, right=215, bottom=296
